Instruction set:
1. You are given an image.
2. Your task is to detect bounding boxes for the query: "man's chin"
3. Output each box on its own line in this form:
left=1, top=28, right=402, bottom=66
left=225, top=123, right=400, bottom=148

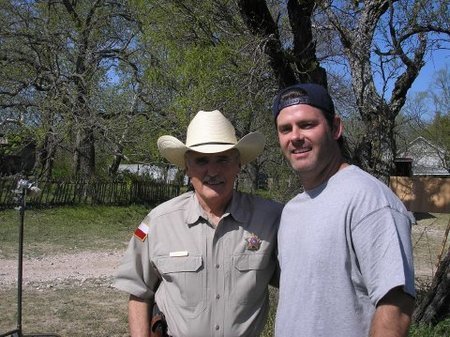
left=290, top=161, right=313, bottom=173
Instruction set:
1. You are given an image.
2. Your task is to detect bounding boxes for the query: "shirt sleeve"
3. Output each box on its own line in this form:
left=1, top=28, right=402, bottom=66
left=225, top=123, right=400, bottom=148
left=113, top=218, right=160, bottom=300
left=352, top=207, right=416, bottom=306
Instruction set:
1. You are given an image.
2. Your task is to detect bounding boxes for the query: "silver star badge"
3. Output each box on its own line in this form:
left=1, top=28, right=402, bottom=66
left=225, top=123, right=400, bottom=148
left=245, top=233, right=261, bottom=251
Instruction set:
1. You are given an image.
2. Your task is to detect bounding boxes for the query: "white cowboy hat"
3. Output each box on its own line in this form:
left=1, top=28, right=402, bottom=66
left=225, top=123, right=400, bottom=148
left=157, top=110, right=265, bottom=168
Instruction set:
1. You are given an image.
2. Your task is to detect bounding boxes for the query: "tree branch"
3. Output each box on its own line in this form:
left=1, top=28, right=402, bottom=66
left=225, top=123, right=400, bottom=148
left=237, top=0, right=296, bottom=87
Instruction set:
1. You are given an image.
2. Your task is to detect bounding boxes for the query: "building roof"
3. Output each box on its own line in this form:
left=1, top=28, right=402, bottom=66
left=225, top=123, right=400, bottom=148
left=396, top=137, right=449, bottom=176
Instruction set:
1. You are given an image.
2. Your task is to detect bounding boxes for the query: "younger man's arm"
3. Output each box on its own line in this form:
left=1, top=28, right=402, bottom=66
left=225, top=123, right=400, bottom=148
left=369, top=287, right=415, bottom=337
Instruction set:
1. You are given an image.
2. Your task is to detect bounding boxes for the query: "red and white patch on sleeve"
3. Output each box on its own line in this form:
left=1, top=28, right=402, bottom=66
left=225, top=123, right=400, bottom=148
left=134, top=222, right=149, bottom=241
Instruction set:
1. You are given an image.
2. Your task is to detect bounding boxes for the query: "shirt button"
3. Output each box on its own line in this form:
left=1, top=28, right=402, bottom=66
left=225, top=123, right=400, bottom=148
left=216, top=294, right=220, bottom=299
left=215, top=325, right=220, bottom=330
left=215, top=264, right=220, bottom=269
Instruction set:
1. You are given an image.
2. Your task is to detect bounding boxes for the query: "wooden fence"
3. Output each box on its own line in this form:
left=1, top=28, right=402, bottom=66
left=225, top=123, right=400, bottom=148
left=390, top=176, right=450, bottom=213
left=0, top=178, right=181, bottom=209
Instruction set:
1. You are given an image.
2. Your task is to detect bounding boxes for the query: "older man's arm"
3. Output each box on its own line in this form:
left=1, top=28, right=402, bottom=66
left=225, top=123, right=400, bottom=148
left=369, top=287, right=415, bottom=337
left=128, top=294, right=152, bottom=337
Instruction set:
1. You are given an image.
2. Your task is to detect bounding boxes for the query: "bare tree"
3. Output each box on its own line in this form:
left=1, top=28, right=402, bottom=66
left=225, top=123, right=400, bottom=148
left=237, top=0, right=328, bottom=87
left=397, top=66, right=449, bottom=174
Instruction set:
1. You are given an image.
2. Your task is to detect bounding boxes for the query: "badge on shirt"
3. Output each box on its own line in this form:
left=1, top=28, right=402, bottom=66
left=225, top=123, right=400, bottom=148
left=245, top=233, right=261, bottom=251
left=169, top=251, right=189, bottom=257
left=134, top=222, right=149, bottom=241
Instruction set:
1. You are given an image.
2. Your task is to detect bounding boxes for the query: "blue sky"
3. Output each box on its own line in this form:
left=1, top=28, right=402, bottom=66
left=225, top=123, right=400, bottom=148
left=409, top=49, right=449, bottom=94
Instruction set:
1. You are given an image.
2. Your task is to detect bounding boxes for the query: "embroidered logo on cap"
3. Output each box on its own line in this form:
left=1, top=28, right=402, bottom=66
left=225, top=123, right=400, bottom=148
left=245, top=233, right=261, bottom=251
left=134, top=222, right=149, bottom=241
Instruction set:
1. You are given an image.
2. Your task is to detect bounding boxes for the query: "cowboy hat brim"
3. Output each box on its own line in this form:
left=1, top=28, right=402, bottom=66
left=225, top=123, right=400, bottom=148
left=158, top=132, right=265, bottom=168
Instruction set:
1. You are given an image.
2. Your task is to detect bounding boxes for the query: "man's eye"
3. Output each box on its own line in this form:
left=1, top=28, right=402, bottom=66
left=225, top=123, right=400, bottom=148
left=195, top=158, right=209, bottom=165
left=301, top=122, right=315, bottom=129
left=278, top=127, right=291, bottom=134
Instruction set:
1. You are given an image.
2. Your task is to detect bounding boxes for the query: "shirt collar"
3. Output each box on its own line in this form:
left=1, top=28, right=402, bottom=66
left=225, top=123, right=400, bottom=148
left=185, top=190, right=248, bottom=226
left=226, top=191, right=248, bottom=224
left=185, top=192, right=204, bottom=226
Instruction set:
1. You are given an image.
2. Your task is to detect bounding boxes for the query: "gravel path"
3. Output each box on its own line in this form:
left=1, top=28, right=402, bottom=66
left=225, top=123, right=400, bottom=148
left=0, top=250, right=124, bottom=287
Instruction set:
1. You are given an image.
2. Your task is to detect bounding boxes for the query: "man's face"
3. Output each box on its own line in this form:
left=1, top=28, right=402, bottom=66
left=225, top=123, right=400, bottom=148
left=185, top=149, right=240, bottom=208
left=276, top=104, right=342, bottom=188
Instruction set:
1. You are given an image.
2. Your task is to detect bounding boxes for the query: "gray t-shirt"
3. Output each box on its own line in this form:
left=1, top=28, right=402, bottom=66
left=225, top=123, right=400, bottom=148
left=275, top=165, right=415, bottom=337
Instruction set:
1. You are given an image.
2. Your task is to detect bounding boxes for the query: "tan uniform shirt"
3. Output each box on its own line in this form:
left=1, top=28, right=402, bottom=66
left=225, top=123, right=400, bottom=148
left=114, top=191, right=283, bottom=337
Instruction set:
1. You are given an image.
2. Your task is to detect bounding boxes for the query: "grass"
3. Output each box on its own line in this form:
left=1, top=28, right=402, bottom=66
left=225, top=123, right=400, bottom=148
left=0, top=205, right=147, bottom=258
left=0, top=280, right=129, bottom=336
left=0, top=206, right=449, bottom=336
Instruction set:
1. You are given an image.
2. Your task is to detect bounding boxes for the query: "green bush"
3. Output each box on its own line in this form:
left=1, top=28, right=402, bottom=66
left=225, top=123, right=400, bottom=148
left=410, top=319, right=450, bottom=337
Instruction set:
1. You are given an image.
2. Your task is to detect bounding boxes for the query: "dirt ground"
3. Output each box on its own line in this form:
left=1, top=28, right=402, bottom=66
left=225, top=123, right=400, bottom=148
left=0, top=212, right=449, bottom=336
left=0, top=250, right=124, bottom=287
left=411, top=212, right=450, bottom=286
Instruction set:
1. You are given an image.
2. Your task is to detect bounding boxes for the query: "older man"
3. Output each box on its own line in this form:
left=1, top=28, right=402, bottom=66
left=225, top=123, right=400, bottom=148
left=114, top=110, right=283, bottom=337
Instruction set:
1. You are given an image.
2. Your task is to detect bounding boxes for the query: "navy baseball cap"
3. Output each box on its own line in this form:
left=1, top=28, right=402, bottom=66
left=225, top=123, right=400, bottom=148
left=272, top=83, right=335, bottom=120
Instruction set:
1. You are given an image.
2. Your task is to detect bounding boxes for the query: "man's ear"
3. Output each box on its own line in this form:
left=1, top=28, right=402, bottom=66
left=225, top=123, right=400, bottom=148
left=332, top=116, right=343, bottom=140
left=184, top=163, right=190, bottom=178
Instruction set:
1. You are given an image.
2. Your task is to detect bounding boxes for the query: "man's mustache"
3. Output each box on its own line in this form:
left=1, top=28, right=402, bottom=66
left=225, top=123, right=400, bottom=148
left=203, top=177, right=224, bottom=184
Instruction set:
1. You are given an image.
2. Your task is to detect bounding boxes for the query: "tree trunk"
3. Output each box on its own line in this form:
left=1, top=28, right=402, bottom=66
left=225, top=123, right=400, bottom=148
left=413, top=250, right=450, bottom=325
left=237, top=0, right=327, bottom=87
left=237, top=0, right=297, bottom=87
left=286, top=0, right=328, bottom=87
left=73, top=126, right=96, bottom=180
left=108, top=143, right=124, bottom=177
left=353, top=105, right=397, bottom=184
left=35, top=126, right=58, bottom=180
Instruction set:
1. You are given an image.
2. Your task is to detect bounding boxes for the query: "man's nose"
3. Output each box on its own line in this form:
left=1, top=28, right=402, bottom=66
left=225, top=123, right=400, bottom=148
left=206, top=161, right=220, bottom=176
left=290, top=127, right=304, bottom=143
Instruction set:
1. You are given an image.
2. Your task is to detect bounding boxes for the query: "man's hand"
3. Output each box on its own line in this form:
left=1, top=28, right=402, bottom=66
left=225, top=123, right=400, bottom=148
left=128, top=294, right=152, bottom=337
left=370, top=287, right=415, bottom=337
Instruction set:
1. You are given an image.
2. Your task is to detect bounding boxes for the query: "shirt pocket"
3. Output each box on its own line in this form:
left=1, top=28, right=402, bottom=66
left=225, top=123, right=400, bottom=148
left=232, top=253, right=273, bottom=304
left=154, top=255, right=206, bottom=314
